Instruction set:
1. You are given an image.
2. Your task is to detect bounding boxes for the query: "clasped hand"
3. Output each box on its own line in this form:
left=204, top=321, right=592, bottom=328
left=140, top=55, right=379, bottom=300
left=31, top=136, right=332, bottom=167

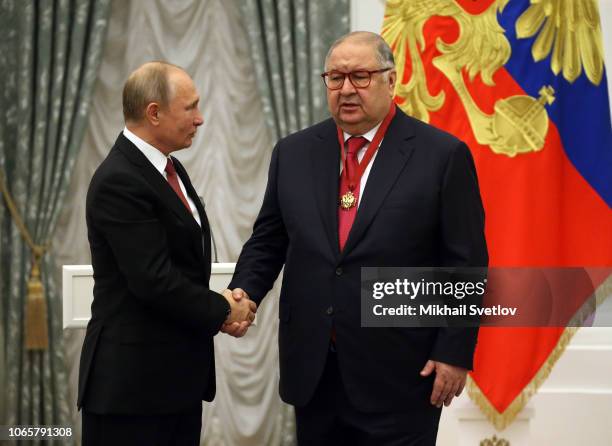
left=220, top=288, right=257, bottom=338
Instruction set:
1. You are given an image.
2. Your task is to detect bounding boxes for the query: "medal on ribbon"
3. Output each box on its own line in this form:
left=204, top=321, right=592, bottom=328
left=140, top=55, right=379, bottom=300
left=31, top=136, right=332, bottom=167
left=340, top=190, right=357, bottom=210
left=337, top=103, right=396, bottom=211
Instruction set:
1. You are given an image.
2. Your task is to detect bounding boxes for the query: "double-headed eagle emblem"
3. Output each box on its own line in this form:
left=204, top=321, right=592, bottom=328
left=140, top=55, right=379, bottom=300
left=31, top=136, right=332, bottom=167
left=382, top=0, right=605, bottom=156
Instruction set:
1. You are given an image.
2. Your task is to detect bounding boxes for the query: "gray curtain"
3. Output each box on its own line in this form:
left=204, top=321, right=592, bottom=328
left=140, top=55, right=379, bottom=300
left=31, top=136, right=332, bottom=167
left=239, top=0, right=350, bottom=141
left=0, top=1, right=110, bottom=443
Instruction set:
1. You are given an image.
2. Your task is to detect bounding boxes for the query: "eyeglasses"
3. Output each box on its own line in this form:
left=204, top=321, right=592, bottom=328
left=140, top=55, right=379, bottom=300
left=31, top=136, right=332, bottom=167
left=321, top=68, right=392, bottom=90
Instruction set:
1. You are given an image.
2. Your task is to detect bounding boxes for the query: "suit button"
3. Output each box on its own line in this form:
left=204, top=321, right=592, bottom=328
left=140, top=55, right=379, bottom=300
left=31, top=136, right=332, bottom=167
left=326, top=306, right=334, bottom=315
left=335, top=267, right=343, bottom=276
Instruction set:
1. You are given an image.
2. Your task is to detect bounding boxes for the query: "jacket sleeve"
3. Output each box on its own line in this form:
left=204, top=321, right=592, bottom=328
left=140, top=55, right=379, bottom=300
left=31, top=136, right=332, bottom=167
left=430, top=141, right=489, bottom=370
left=88, top=171, right=230, bottom=337
left=229, top=143, right=289, bottom=304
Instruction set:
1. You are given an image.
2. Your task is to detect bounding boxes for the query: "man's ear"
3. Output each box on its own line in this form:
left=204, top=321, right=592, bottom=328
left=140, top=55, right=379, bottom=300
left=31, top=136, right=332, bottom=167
left=388, top=70, right=397, bottom=97
left=144, top=102, right=161, bottom=126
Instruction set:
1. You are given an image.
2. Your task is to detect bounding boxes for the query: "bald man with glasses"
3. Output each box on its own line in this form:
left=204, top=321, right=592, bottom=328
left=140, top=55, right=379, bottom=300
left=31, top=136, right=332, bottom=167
left=227, top=31, right=488, bottom=445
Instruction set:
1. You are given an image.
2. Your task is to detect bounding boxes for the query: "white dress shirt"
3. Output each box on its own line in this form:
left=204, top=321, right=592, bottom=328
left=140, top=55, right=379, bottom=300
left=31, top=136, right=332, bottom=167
left=341, top=122, right=383, bottom=208
left=123, top=127, right=201, bottom=226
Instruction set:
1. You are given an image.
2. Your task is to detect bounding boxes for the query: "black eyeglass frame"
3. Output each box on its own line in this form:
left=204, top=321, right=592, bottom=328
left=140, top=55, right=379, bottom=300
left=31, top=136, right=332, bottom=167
left=320, top=67, right=392, bottom=90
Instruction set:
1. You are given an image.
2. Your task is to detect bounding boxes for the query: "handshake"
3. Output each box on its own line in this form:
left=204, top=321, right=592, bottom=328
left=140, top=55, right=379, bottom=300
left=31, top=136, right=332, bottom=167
left=220, top=288, right=257, bottom=338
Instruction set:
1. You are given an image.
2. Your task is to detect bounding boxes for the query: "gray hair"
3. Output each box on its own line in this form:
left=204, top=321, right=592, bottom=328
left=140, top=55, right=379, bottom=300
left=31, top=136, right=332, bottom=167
left=122, top=61, right=183, bottom=123
left=324, top=31, right=395, bottom=71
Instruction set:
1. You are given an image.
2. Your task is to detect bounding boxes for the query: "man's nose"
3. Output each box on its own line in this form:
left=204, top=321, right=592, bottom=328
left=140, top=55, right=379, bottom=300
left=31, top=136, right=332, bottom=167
left=340, top=75, right=357, bottom=95
left=195, top=111, right=204, bottom=126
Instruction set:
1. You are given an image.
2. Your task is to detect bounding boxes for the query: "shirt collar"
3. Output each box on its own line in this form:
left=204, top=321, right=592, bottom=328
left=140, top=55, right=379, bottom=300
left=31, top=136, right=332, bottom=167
left=342, top=121, right=382, bottom=144
left=123, top=127, right=169, bottom=175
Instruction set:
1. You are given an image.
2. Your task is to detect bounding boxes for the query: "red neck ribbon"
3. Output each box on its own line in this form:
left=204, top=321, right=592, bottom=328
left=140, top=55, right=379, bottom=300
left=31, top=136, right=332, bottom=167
left=336, top=103, right=396, bottom=191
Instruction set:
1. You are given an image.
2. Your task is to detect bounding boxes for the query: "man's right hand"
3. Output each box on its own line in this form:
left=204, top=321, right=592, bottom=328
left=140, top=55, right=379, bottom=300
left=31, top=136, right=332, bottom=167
left=220, top=288, right=257, bottom=337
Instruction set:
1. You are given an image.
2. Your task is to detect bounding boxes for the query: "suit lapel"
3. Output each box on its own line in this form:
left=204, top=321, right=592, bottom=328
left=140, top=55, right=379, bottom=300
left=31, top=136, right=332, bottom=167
left=116, top=134, right=201, bottom=234
left=339, top=112, right=416, bottom=259
left=172, top=157, right=210, bottom=235
left=311, top=120, right=342, bottom=258
left=172, top=158, right=212, bottom=268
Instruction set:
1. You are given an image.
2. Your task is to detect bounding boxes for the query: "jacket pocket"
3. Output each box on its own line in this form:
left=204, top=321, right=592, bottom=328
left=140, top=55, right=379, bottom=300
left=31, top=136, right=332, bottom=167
left=116, top=323, right=185, bottom=344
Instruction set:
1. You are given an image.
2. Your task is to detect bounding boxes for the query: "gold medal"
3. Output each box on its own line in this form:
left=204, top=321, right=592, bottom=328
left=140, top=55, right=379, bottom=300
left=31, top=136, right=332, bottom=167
left=340, top=190, right=357, bottom=210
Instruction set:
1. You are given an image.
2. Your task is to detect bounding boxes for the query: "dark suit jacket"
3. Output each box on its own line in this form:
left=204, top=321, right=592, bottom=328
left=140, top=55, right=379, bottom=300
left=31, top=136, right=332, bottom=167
left=229, top=107, right=488, bottom=412
left=78, top=132, right=230, bottom=415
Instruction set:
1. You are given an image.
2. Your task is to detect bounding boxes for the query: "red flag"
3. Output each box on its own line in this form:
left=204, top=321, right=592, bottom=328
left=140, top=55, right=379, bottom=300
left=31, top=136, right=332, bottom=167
left=383, top=0, right=612, bottom=429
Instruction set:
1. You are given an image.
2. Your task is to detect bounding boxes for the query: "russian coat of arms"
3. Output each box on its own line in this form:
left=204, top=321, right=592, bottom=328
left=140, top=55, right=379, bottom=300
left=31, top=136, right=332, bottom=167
left=382, top=0, right=605, bottom=156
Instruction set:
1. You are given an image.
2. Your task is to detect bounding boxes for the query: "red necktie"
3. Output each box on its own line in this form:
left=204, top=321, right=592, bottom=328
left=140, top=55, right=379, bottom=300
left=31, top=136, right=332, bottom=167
left=165, top=158, right=191, bottom=211
left=338, top=136, right=368, bottom=250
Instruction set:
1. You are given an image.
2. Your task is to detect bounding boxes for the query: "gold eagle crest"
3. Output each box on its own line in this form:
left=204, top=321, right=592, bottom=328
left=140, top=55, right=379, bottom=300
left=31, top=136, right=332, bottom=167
left=382, top=0, right=605, bottom=157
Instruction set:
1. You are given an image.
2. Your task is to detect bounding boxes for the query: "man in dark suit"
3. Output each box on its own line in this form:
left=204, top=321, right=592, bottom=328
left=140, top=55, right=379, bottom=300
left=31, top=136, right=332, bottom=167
left=228, top=32, right=488, bottom=445
left=78, top=61, right=256, bottom=446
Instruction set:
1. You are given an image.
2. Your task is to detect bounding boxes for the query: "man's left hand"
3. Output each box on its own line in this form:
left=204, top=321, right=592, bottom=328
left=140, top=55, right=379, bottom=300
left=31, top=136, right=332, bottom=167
left=420, top=360, right=468, bottom=408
